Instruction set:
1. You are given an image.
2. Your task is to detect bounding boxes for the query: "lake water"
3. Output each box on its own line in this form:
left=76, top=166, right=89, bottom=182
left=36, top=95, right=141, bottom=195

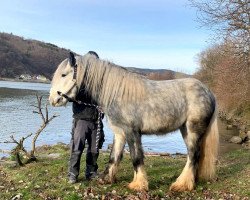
left=0, top=80, right=187, bottom=157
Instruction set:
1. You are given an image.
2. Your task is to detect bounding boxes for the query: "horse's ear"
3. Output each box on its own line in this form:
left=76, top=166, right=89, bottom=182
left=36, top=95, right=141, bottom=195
left=69, top=52, right=76, bottom=67
left=88, top=51, right=99, bottom=59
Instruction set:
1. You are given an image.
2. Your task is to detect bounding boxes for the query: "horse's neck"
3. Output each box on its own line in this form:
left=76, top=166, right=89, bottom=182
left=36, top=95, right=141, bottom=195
left=77, top=59, right=103, bottom=106
left=78, top=58, right=146, bottom=110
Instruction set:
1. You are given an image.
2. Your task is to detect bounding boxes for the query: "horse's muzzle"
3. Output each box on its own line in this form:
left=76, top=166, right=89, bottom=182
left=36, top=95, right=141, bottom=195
left=49, top=94, right=63, bottom=107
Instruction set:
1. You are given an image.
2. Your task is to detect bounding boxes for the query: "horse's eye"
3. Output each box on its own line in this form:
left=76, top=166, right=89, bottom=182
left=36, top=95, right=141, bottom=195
left=62, top=74, right=66, bottom=77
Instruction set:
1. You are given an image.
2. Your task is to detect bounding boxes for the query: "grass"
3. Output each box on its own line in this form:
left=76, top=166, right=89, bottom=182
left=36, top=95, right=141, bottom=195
left=0, top=144, right=249, bottom=199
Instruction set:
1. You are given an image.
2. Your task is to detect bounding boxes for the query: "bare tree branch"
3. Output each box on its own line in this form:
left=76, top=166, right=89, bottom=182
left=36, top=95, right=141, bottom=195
left=30, top=96, right=58, bottom=158
left=189, top=0, right=250, bottom=60
left=35, top=94, right=46, bottom=123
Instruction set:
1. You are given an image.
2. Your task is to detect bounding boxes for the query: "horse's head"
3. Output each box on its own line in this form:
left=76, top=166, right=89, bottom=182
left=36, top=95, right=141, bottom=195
left=49, top=52, right=79, bottom=106
left=49, top=51, right=99, bottom=107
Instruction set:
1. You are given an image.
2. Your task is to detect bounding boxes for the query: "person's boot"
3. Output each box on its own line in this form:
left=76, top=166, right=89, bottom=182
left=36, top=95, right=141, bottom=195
left=86, top=152, right=99, bottom=180
left=85, top=164, right=98, bottom=180
left=68, top=172, right=77, bottom=184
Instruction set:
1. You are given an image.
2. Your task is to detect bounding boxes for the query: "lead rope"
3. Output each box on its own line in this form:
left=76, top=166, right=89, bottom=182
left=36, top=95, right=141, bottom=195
left=96, top=106, right=103, bottom=151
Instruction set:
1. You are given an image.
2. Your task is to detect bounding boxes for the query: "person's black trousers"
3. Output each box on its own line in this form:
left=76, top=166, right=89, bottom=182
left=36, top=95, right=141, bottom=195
left=68, top=119, right=104, bottom=178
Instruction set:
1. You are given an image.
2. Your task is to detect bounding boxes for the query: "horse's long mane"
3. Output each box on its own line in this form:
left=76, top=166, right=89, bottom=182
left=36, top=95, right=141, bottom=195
left=77, top=56, right=146, bottom=107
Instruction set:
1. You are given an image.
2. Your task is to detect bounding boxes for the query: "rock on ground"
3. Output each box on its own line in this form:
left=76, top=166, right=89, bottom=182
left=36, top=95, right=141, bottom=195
left=230, top=136, right=242, bottom=144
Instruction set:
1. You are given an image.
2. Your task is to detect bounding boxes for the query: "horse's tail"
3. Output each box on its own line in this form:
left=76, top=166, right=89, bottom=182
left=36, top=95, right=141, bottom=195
left=198, top=107, right=219, bottom=180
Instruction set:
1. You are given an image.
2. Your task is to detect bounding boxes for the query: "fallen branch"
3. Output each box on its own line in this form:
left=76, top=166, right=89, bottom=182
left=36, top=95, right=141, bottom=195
left=1, top=133, right=33, bottom=166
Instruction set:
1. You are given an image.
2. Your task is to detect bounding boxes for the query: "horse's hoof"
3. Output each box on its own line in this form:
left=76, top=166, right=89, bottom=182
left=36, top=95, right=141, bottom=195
left=97, top=178, right=105, bottom=185
left=128, top=181, right=148, bottom=191
left=169, top=181, right=194, bottom=192
left=98, top=173, right=116, bottom=184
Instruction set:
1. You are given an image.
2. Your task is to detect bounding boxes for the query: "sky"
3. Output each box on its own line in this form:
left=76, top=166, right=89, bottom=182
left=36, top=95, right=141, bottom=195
left=0, top=0, right=211, bottom=74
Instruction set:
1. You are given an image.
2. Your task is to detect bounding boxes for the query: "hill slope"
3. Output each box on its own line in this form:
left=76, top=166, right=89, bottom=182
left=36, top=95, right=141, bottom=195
left=0, top=32, right=189, bottom=80
left=0, top=33, right=70, bottom=79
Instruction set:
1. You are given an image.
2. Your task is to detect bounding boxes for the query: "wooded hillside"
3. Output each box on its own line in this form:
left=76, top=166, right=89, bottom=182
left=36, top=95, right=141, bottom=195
left=0, top=33, right=69, bottom=78
left=0, top=33, right=70, bottom=79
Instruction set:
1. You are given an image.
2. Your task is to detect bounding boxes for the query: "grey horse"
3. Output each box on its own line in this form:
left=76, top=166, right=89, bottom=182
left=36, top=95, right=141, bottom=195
left=49, top=52, right=219, bottom=192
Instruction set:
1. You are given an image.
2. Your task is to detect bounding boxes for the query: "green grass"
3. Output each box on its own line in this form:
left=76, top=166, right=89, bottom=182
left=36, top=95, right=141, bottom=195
left=0, top=145, right=249, bottom=199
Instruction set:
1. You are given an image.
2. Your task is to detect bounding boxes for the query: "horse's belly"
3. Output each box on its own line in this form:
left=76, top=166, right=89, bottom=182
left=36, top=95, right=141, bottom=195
left=141, top=114, right=184, bottom=135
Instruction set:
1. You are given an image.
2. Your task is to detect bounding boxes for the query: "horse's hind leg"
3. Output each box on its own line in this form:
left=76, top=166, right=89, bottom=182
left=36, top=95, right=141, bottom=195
left=170, top=120, right=206, bottom=191
left=126, top=129, right=148, bottom=191
left=101, top=124, right=126, bottom=183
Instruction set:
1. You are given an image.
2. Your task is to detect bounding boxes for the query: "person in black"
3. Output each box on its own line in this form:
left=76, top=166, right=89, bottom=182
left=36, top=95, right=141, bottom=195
left=68, top=51, right=104, bottom=183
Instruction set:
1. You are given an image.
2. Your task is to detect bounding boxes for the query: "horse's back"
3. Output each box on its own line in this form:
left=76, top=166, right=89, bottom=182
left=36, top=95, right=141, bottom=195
left=140, top=78, right=194, bottom=134
left=140, top=78, right=215, bottom=134
left=153, top=78, right=215, bottom=108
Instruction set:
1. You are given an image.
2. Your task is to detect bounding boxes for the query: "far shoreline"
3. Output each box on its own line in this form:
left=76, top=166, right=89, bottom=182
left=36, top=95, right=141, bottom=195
left=0, top=77, right=51, bottom=84
left=0, top=142, right=187, bottom=160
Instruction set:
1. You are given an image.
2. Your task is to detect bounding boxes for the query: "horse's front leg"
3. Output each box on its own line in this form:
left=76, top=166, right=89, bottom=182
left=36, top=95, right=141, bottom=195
left=126, top=130, right=148, bottom=191
left=101, top=125, right=126, bottom=183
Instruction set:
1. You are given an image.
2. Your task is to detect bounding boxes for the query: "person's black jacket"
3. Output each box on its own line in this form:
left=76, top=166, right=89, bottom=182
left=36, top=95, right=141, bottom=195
left=72, top=89, right=99, bottom=121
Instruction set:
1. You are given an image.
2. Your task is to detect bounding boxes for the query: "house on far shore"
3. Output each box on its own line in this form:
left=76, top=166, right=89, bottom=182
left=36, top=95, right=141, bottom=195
left=36, top=75, right=47, bottom=81
left=18, top=74, right=48, bottom=82
left=19, top=74, right=32, bottom=80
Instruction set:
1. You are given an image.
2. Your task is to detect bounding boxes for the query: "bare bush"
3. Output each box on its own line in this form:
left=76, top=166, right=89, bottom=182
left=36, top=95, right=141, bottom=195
left=0, top=95, right=58, bottom=165
left=191, top=0, right=250, bottom=119
left=195, top=42, right=249, bottom=116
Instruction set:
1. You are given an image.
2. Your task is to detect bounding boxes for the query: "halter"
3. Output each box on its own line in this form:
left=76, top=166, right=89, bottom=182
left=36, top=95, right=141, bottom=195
left=72, top=62, right=77, bottom=80
left=56, top=55, right=78, bottom=100
left=57, top=53, right=104, bottom=151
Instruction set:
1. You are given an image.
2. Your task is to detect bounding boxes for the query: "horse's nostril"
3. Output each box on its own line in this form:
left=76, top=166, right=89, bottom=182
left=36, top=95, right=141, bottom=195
left=56, top=97, right=62, bottom=104
left=57, top=91, right=62, bottom=95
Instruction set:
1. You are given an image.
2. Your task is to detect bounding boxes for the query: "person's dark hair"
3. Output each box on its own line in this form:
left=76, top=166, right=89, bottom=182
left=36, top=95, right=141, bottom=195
left=88, top=51, right=99, bottom=59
